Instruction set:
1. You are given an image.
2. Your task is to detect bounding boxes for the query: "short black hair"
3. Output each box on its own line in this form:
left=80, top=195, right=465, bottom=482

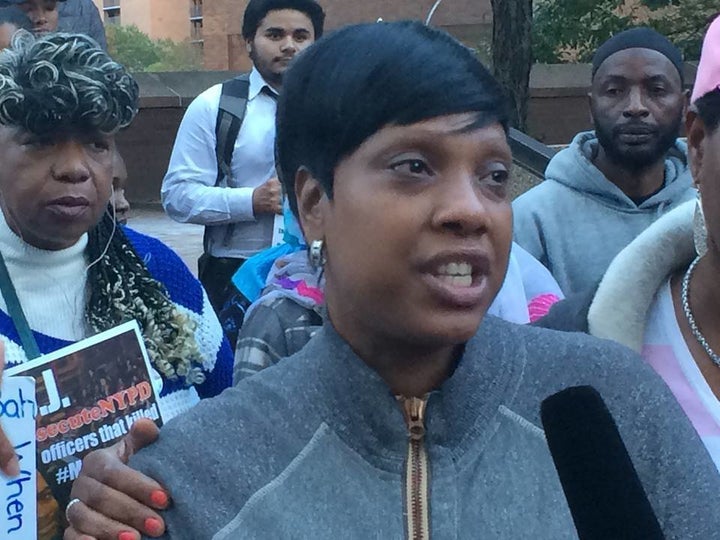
left=591, top=27, right=684, bottom=85
left=276, top=21, right=509, bottom=216
left=0, top=6, right=30, bottom=31
left=695, top=88, right=720, bottom=133
left=242, top=0, right=324, bottom=40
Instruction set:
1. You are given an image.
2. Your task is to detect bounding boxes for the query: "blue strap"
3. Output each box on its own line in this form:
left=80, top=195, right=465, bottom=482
left=0, top=251, right=41, bottom=359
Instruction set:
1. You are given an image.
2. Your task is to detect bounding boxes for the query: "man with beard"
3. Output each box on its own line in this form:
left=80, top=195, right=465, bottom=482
left=513, top=28, right=694, bottom=295
left=162, top=0, right=325, bottom=312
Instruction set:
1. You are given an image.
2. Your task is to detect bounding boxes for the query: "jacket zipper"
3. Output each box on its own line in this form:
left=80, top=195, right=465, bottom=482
left=399, top=396, right=430, bottom=540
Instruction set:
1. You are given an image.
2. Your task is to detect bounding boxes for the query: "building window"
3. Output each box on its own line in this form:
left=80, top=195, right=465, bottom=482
left=104, top=7, right=121, bottom=25
left=190, top=0, right=203, bottom=20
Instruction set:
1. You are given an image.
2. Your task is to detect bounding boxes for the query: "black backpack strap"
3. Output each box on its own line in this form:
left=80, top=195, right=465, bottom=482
left=214, top=72, right=251, bottom=187
left=204, top=73, right=251, bottom=257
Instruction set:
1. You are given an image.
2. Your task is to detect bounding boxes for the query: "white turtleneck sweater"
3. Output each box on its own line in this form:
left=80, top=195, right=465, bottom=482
left=0, top=210, right=89, bottom=341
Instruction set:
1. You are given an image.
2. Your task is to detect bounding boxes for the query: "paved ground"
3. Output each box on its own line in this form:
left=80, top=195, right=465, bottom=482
left=129, top=207, right=203, bottom=276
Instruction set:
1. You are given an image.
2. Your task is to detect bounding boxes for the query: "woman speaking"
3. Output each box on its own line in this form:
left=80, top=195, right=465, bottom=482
left=59, top=21, right=720, bottom=539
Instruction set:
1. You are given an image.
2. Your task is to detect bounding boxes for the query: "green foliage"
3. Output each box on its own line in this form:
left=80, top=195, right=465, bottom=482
left=650, top=0, right=717, bottom=59
left=147, top=39, right=203, bottom=72
left=533, top=0, right=717, bottom=63
left=106, top=25, right=160, bottom=72
left=107, top=24, right=202, bottom=72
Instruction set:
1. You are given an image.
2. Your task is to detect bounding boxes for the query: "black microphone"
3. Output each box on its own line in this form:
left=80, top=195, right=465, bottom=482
left=540, top=385, right=664, bottom=539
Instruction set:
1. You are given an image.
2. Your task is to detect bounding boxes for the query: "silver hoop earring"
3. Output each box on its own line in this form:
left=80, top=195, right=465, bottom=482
left=309, top=239, right=326, bottom=269
left=694, top=193, right=708, bottom=257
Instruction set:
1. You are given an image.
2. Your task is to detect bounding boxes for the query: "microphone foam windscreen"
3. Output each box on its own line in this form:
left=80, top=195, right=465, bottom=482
left=540, top=385, right=664, bottom=540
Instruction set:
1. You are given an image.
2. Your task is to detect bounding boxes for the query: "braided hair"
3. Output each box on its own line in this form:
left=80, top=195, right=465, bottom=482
left=0, top=32, right=204, bottom=384
left=87, top=210, right=205, bottom=385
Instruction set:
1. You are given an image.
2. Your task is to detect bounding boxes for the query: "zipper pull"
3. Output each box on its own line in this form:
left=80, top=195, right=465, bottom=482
left=399, top=396, right=427, bottom=441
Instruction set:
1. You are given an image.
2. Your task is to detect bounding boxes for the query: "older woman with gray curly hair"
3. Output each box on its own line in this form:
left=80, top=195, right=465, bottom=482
left=0, top=32, right=233, bottom=477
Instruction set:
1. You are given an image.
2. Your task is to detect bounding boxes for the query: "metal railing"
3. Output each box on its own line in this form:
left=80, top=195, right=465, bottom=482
left=508, top=128, right=556, bottom=178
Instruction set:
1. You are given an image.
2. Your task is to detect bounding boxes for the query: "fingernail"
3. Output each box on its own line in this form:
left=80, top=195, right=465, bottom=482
left=118, top=532, right=137, bottom=540
left=144, top=517, right=164, bottom=536
left=3, top=457, right=20, bottom=478
left=150, top=489, right=168, bottom=508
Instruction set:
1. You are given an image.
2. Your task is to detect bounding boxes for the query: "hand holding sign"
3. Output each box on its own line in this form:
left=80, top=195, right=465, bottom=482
left=65, top=418, right=168, bottom=539
left=0, top=343, right=37, bottom=540
left=0, top=345, right=22, bottom=478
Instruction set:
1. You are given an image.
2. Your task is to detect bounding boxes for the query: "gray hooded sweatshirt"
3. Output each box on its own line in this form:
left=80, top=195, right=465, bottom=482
left=132, top=317, right=720, bottom=539
left=513, top=131, right=695, bottom=295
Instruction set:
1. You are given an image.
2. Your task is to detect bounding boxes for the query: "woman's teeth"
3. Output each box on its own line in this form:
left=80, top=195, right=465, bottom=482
left=435, top=262, right=473, bottom=287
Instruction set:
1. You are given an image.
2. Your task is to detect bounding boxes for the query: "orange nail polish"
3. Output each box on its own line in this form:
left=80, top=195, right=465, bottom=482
left=150, top=490, right=168, bottom=508
left=144, top=517, right=164, bottom=536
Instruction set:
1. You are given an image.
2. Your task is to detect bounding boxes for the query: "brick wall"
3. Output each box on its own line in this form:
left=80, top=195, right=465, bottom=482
left=203, top=0, right=248, bottom=70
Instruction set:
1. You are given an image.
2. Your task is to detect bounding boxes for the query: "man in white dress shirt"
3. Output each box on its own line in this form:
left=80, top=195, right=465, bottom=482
left=161, top=0, right=325, bottom=311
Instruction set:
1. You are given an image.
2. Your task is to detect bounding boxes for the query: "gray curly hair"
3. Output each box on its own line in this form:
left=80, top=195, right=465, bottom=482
left=0, top=31, right=138, bottom=134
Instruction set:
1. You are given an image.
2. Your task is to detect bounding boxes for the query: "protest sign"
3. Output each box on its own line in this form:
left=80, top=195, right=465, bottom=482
left=0, top=376, right=37, bottom=540
left=272, top=213, right=285, bottom=246
left=6, top=321, right=163, bottom=540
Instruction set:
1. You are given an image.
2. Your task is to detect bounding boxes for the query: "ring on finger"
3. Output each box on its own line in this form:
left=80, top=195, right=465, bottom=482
left=65, top=497, right=82, bottom=522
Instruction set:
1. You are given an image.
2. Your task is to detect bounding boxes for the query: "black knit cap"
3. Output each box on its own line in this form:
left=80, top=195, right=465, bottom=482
left=592, top=27, right=684, bottom=83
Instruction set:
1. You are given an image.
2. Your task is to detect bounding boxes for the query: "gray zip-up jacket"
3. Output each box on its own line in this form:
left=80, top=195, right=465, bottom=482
left=133, top=317, right=720, bottom=539
left=513, top=131, right=695, bottom=295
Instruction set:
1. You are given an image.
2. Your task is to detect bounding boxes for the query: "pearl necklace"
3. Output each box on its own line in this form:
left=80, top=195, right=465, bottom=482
left=681, top=256, right=720, bottom=368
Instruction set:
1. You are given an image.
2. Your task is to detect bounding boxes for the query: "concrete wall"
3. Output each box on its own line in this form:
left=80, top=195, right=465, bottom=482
left=527, top=64, right=593, bottom=144
left=119, top=63, right=697, bottom=205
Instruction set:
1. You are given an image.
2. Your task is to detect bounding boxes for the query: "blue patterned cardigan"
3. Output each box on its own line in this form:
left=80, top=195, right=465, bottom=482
left=2, top=227, right=233, bottom=418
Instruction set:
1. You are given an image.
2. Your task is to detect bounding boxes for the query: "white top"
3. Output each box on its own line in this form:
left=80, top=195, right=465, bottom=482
left=0, top=210, right=88, bottom=341
left=161, top=68, right=278, bottom=258
left=642, top=279, right=720, bottom=472
left=488, top=243, right=564, bottom=324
